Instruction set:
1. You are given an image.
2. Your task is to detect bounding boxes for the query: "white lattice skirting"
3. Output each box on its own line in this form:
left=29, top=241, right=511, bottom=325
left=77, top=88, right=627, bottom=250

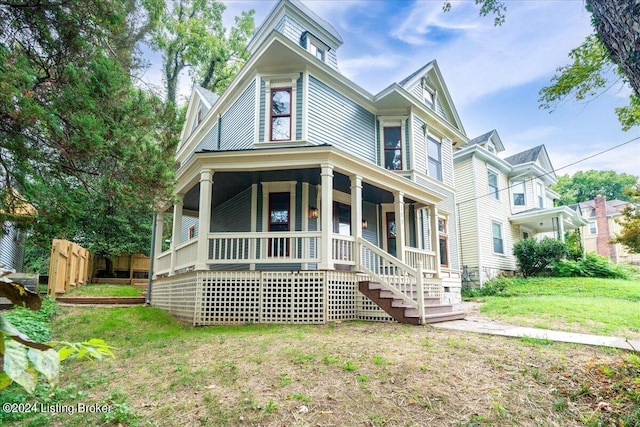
left=151, top=271, right=393, bottom=325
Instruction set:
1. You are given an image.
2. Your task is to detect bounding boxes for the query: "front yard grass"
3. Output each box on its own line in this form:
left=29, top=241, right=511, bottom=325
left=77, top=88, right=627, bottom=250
left=467, top=276, right=640, bottom=340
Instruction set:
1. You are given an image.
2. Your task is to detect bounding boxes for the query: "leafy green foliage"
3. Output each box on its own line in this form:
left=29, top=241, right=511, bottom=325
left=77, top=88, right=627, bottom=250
left=552, top=253, right=629, bottom=279
left=3, top=297, right=58, bottom=343
left=150, top=0, right=255, bottom=103
left=1, top=1, right=181, bottom=262
left=512, top=238, right=569, bottom=277
left=612, top=184, right=640, bottom=253
left=552, top=170, right=638, bottom=206
left=462, top=277, right=515, bottom=298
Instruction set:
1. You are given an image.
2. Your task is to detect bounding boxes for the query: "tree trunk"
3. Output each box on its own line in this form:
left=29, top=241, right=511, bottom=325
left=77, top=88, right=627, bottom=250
left=104, top=256, right=115, bottom=278
left=587, top=0, right=640, bottom=96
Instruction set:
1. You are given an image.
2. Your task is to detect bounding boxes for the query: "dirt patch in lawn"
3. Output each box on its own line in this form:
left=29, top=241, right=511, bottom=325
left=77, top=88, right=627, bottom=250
left=42, top=306, right=639, bottom=427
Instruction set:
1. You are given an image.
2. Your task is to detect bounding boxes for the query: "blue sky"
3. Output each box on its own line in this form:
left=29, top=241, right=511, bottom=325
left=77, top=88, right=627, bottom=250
left=155, top=0, right=639, bottom=176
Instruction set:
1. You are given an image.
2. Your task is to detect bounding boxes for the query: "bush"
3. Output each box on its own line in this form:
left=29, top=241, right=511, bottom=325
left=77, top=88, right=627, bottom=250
left=462, top=277, right=518, bottom=299
left=553, top=253, right=629, bottom=279
left=513, top=238, right=569, bottom=277
left=3, top=296, right=59, bottom=343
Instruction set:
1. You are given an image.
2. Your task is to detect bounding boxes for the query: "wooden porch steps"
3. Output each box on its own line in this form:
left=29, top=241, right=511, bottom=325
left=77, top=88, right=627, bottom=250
left=358, top=281, right=466, bottom=325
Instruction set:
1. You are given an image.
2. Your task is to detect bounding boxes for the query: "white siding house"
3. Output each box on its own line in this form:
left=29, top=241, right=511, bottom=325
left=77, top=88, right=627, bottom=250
left=454, top=131, right=589, bottom=286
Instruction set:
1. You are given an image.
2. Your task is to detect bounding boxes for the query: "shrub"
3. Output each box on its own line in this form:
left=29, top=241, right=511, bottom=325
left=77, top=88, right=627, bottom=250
left=462, top=277, right=517, bottom=298
left=513, top=238, right=569, bottom=277
left=3, top=296, right=59, bottom=343
left=553, top=253, right=629, bottom=279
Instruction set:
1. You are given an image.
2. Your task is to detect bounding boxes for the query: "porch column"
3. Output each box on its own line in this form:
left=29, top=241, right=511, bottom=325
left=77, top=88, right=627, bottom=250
left=558, top=213, right=565, bottom=242
left=169, top=197, right=184, bottom=276
left=195, top=169, right=214, bottom=271
left=350, top=175, right=363, bottom=268
left=319, top=165, right=334, bottom=270
left=393, top=192, right=405, bottom=262
left=430, top=205, right=441, bottom=277
left=152, top=213, right=164, bottom=278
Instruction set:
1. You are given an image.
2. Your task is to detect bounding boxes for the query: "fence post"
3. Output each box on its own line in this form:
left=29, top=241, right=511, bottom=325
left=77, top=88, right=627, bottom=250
left=417, top=261, right=425, bottom=325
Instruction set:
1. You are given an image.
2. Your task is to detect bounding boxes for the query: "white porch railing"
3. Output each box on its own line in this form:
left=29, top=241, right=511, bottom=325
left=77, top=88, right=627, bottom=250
left=404, top=247, right=437, bottom=274
left=359, top=238, right=441, bottom=322
left=175, top=239, right=198, bottom=271
left=208, top=232, right=321, bottom=264
left=332, top=234, right=355, bottom=265
left=156, top=250, right=171, bottom=276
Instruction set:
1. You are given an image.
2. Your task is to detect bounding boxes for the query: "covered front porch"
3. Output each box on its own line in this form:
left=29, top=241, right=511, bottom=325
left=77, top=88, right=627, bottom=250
left=509, top=205, right=590, bottom=242
left=150, top=146, right=462, bottom=324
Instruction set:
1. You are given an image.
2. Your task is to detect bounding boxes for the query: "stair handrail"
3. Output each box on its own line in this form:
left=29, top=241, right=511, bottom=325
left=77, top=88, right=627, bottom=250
left=358, top=238, right=424, bottom=312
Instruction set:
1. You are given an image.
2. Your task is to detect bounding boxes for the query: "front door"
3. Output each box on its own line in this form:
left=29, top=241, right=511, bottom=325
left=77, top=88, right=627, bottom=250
left=269, top=192, right=290, bottom=256
left=386, top=212, right=397, bottom=257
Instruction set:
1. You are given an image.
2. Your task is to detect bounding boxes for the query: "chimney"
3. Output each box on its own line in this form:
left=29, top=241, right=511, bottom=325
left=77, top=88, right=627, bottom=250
left=594, top=195, right=614, bottom=260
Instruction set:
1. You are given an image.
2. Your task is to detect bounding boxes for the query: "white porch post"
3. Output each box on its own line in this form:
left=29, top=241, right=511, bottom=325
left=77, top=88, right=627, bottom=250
left=394, top=191, right=405, bottom=262
left=320, top=165, right=334, bottom=270
left=169, top=197, right=184, bottom=276
left=430, top=205, right=441, bottom=278
left=350, top=175, right=363, bottom=268
left=195, top=169, right=214, bottom=271
left=152, top=213, right=164, bottom=278
left=558, top=213, right=566, bottom=242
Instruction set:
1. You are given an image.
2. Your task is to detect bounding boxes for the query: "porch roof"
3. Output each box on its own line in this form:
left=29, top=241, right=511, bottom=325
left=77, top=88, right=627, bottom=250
left=175, top=144, right=449, bottom=211
left=509, top=206, right=589, bottom=233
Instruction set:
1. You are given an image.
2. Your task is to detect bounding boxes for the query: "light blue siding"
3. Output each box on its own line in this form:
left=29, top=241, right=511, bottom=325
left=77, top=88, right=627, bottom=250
left=219, top=80, right=256, bottom=150
left=194, top=122, right=218, bottom=152
left=275, top=16, right=338, bottom=70
left=211, top=187, right=253, bottom=233
left=296, top=78, right=303, bottom=140
left=362, top=201, right=378, bottom=246
left=180, top=217, right=199, bottom=244
left=308, top=76, right=376, bottom=162
left=0, top=222, right=25, bottom=271
left=405, top=119, right=411, bottom=170
left=258, top=79, right=266, bottom=142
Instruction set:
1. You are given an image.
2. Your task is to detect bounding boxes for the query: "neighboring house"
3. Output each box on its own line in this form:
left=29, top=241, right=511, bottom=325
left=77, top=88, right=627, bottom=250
left=453, top=130, right=589, bottom=286
left=0, top=222, right=26, bottom=272
left=579, top=195, right=640, bottom=265
left=151, top=0, right=470, bottom=325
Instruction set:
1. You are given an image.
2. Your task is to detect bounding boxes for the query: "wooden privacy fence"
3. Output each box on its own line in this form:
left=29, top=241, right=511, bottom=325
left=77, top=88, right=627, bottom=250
left=93, top=253, right=149, bottom=285
left=48, top=239, right=91, bottom=296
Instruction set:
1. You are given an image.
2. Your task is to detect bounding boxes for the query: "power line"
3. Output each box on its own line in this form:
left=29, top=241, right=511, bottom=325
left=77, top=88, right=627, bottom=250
left=456, top=135, right=640, bottom=207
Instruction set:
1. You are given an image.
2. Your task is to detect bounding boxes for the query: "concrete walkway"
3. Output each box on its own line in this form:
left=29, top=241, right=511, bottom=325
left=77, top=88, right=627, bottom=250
left=431, top=302, right=640, bottom=352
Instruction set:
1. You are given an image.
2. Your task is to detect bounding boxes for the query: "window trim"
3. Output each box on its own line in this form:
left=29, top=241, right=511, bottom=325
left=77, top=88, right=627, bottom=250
left=492, top=220, right=505, bottom=254
left=511, top=180, right=526, bottom=206
left=378, top=117, right=407, bottom=171
left=305, top=33, right=329, bottom=63
left=427, top=135, right=443, bottom=182
left=269, top=88, right=292, bottom=141
left=589, top=220, right=597, bottom=235
left=537, top=182, right=545, bottom=208
left=383, top=126, right=403, bottom=170
left=487, top=169, right=499, bottom=200
left=438, top=217, right=449, bottom=267
left=187, top=225, right=196, bottom=240
left=262, top=74, right=300, bottom=144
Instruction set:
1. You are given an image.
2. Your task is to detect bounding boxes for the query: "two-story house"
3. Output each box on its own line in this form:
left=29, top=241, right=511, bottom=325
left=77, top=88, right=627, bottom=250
left=453, top=130, right=589, bottom=286
left=150, top=0, right=469, bottom=325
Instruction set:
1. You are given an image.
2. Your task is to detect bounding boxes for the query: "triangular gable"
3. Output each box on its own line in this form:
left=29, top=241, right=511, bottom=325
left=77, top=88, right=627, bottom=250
left=180, top=86, right=219, bottom=143
left=399, top=60, right=464, bottom=133
left=467, top=129, right=505, bottom=153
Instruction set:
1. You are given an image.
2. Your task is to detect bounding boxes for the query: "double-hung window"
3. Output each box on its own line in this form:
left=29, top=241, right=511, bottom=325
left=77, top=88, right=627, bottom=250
left=488, top=171, right=499, bottom=200
left=589, top=220, right=597, bottom=235
left=537, top=182, right=544, bottom=208
left=438, top=217, right=448, bottom=267
left=383, top=127, right=402, bottom=170
left=492, top=221, right=504, bottom=254
left=512, top=181, right=525, bottom=206
left=270, top=88, right=291, bottom=141
left=428, top=136, right=442, bottom=181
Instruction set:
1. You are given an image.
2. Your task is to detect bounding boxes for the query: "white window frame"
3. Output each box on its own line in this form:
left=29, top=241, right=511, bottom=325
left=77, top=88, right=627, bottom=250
left=262, top=73, right=300, bottom=144
left=511, top=181, right=526, bottom=206
left=492, top=220, right=504, bottom=254
left=427, top=134, right=443, bottom=182
left=589, top=220, right=597, bottom=235
left=378, top=117, right=407, bottom=171
left=487, top=169, right=499, bottom=200
left=422, top=78, right=437, bottom=111
left=537, top=182, right=545, bottom=208
left=305, top=33, right=328, bottom=63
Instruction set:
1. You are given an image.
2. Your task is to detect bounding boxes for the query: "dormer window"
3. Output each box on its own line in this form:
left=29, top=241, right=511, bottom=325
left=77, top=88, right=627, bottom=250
left=424, top=87, right=435, bottom=110
left=487, top=143, right=495, bottom=154
left=304, top=32, right=329, bottom=63
left=309, top=41, right=325, bottom=61
left=196, top=107, right=204, bottom=125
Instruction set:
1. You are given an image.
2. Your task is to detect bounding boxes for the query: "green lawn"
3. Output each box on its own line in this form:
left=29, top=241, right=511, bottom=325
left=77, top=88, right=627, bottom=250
left=66, top=283, right=144, bottom=297
left=468, top=277, right=640, bottom=339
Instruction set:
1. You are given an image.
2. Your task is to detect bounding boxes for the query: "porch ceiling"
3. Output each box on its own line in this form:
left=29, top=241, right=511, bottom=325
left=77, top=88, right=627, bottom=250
left=182, top=169, right=410, bottom=212
left=509, top=206, right=588, bottom=233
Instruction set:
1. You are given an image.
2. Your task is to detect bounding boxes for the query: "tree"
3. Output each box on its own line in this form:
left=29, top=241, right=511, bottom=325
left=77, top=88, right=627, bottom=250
left=150, top=0, right=255, bottom=104
left=553, top=170, right=639, bottom=206
left=0, top=0, right=180, bottom=260
left=612, top=184, right=640, bottom=253
left=445, top=0, right=640, bottom=130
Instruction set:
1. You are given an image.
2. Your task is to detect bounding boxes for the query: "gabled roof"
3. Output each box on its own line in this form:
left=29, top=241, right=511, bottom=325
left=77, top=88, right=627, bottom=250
left=396, top=60, right=465, bottom=134
left=504, top=145, right=544, bottom=166
left=578, top=198, right=629, bottom=217
left=194, top=85, right=219, bottom=108
left=467, top=129, right=505, bottom=152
